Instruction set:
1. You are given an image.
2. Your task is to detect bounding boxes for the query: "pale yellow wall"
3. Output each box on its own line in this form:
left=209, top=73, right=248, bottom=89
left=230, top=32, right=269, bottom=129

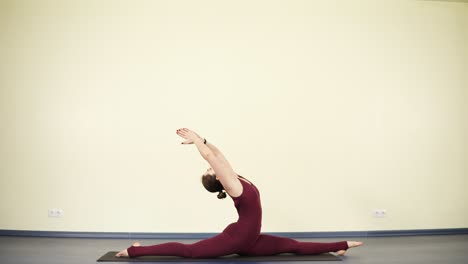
left=0, top=0, right=467, bottom=233
left=462, top=0, right=468, bottom=235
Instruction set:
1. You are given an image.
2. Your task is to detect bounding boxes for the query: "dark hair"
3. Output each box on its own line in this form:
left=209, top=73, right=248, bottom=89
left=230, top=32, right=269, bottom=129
left=201, top=174, right=227, bottom=199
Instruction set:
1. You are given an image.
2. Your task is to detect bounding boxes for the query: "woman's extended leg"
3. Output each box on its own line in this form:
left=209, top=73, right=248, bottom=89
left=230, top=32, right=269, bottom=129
left=118, top=232, right=239, bottom=258
left=241, top=234, right=359, bottom=256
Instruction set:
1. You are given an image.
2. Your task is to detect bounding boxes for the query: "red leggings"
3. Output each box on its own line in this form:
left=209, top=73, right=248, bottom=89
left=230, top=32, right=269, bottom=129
left=127, top=233, right=348, bottom=258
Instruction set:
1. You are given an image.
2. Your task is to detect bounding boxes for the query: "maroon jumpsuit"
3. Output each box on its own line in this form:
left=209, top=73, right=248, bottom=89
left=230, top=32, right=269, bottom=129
left=127, top=178, right=348, bottom=258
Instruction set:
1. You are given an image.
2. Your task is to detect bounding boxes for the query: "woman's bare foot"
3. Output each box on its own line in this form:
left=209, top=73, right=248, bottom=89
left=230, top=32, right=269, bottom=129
left=336, top=250, right=347, bottom=256
left=347, top=241, right=363, bottom=248
left=335, top=241, right=363, bottom=256
left=115, top=242, right=141, bottom=257
left=115, top=249, right=128, bottom=257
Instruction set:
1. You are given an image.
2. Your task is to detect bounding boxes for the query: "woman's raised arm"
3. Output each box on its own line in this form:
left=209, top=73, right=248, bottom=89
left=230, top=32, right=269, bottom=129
left=176, top=128, right=238, bottom=191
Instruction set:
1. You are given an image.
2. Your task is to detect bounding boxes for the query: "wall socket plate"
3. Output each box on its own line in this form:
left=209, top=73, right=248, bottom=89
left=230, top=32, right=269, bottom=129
left=48, top=208, right=64, bottom=218
left=373, top=209, right=386, bottom=218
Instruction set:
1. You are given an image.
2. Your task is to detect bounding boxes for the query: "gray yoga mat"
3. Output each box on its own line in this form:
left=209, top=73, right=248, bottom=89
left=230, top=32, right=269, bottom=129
left=97, top=251, right=341, bottom=262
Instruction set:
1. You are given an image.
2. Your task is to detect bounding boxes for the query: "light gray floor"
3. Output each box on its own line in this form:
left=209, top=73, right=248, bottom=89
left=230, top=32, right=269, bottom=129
left=0, top=235, right=467, bottom=264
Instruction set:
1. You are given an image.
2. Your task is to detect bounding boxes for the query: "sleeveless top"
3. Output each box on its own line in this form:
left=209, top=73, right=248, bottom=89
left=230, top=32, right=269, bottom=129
left=223, top=177, right=262, bottom=240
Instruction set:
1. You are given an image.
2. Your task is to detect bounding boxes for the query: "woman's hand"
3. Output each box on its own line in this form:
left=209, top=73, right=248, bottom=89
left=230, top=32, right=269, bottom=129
left=176, top=128, right=203, bottom=144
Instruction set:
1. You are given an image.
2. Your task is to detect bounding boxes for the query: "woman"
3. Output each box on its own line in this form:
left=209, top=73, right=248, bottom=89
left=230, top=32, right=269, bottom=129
left=116, top=128, right=363, bottom=258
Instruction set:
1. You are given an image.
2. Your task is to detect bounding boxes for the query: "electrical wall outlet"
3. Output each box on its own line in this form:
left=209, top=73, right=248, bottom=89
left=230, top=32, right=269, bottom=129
left=373, top=209, right=386, bottom=218
left=48, top=208, right=64, bottom=218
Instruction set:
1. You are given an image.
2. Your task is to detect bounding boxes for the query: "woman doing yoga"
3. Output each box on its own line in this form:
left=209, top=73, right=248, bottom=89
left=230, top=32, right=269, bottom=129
left=116, top=128, right=363, bottom=258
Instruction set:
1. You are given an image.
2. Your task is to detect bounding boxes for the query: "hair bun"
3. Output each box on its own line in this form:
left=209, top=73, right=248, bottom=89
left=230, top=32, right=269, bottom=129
left=217, top=191, right=227, bottom=199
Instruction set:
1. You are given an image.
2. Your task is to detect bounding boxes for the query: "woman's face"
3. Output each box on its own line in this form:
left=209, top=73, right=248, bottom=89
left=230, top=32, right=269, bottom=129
left=203, top=167, right=217, bottom=179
